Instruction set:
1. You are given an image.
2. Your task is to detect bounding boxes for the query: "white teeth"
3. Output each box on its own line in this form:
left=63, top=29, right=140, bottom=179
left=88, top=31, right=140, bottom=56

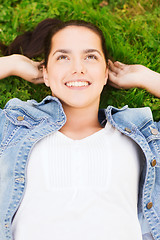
left=66, top=81, right=89, bottom=87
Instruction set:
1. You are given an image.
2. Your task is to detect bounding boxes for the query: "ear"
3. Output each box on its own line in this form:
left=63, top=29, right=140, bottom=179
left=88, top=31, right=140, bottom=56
left=43, top=66, right=50, bottom=87
left=104, top=67, right=108, bottom=85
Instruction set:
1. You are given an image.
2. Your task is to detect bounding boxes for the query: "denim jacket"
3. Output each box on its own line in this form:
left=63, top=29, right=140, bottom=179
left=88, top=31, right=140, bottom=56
left=0, top=96, right=160, bottom=240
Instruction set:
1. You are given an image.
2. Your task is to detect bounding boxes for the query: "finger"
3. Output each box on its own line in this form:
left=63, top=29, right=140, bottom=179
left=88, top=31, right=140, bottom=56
left=114, top=61, right=125, bottom=69
left=107, top=80, right=122, bottom=89
left=32, top=60, right=44, bottom=68
left=108, top=70, right=118, bottom=81
left=33, top=68, right=43, bottom=79
left=108, top=70, right=124, bottom=88
left=38, top=60, right=45, bottom=69
left=31, top=77, right=44, bottom=84
left=108, top=59, right=121, bottom=74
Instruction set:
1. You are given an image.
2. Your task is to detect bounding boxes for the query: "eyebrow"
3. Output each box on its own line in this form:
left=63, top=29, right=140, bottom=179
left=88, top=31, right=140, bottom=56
left=52, top=49, right=71, bottom=56
left=83, top=49, right=102, bottom=56
left=52, top=48, right=102, bottom=56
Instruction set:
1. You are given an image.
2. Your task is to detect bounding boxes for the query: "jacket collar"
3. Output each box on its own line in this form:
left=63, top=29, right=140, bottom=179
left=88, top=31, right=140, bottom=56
left=4, top=96, right=66, bottom=127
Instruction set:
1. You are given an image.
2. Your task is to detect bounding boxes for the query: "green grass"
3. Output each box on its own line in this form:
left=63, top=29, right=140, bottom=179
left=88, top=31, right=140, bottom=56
left=0, top=0, right=160, bottom=120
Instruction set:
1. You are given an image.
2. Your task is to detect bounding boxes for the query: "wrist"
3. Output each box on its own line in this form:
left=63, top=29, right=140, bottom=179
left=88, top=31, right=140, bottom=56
left=140, top=66, right=160, bottom=97
left=0, top=55, right=19, bottom=79
left=137, top=66, right=157, bottom=88
left=11, top=54, right=23, bottom=76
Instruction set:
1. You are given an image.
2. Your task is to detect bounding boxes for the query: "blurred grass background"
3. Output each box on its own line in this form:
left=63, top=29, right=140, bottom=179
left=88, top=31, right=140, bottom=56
left=0, top=0, right=160, bottom=120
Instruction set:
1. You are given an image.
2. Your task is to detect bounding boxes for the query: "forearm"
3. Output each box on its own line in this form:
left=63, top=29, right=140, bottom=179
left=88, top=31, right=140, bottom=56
left=140, top=68, right=160, bottom=98
left=0, top=54, right=44, bottom=83
left=108, top=61, right=160, bottom=98
left=0, top=55, right=16, bottom=79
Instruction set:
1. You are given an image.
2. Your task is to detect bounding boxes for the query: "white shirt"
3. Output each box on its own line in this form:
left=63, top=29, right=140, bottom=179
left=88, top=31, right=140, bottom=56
left=12, top=122, right=142, bottom=240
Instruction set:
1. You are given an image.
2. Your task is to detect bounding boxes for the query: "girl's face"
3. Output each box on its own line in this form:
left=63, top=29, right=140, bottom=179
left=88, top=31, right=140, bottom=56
left=43, top=26, right=108, bottom=109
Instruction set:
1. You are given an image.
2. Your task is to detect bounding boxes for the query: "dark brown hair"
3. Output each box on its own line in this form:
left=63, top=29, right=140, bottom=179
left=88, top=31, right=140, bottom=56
left=0, top=18, right=62, bottom=58
left=0, top=18, right=108, bottom=65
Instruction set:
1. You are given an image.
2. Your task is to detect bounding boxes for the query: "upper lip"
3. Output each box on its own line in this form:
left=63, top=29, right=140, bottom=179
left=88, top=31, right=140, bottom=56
left=65, top=79, right=91, bottom=84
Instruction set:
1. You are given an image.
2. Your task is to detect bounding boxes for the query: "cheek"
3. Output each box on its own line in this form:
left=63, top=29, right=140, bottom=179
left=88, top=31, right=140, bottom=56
left=49, top=64, right=69, bottom=79
left=91, top=66, right=107, bottom=81
left=47, top=69, right=68, bottom=90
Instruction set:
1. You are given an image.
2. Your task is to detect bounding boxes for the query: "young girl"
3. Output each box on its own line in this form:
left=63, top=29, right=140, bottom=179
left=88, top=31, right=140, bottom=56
left=0, top=19, right=160, bottom=240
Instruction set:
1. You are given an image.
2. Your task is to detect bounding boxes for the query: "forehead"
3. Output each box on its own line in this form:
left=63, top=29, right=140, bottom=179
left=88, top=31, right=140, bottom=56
left=50, top=26, right=102, bottom=51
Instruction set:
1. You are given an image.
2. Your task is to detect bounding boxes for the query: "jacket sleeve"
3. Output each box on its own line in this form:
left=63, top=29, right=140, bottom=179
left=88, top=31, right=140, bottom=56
left=0, top=109, right=6, bottom=144
left=154, top=121, right=160, bottom=131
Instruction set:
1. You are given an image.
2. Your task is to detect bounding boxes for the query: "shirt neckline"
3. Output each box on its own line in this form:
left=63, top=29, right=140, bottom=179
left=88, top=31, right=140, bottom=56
left=57, top=127, right=106, bottom=142
left=56, top=121, right=113, bottom=142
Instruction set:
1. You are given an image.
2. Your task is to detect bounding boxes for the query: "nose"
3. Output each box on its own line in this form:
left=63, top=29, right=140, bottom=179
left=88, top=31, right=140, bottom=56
left=71, top=58, right=86, bottom=75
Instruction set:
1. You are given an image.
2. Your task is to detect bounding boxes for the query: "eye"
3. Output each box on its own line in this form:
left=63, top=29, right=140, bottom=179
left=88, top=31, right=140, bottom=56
left=57, top=55, right=69, bottom=60
left=85, top=54, right=98, bottom=60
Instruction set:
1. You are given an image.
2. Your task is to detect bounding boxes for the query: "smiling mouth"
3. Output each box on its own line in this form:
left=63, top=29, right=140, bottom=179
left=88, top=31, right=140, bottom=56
left=65, top=81, right=91, bottom=87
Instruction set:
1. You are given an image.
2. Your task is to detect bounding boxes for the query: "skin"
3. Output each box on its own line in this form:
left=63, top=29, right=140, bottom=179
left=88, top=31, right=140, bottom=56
left=43, top=26, right=108, bottom=140
left=0, top=55, right=43, bottom=84
left=108, top=60, right=160, bottom=98
left=1, top=54, right=159, bottom=98
left=0, top=25, right=159, bottom=140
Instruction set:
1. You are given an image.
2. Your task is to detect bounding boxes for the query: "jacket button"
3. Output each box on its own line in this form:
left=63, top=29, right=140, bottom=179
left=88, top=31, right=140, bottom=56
left=147, top=202, right=153, bottom=209
left=15, top=177, right=25, bottom=183
left=150, top=127, right=158, bottom=135
left=151, top=159, right=157, bottom=167
left=17, top=116, right=24, bottom=121
left=125, top=127, right=131, bottom=133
